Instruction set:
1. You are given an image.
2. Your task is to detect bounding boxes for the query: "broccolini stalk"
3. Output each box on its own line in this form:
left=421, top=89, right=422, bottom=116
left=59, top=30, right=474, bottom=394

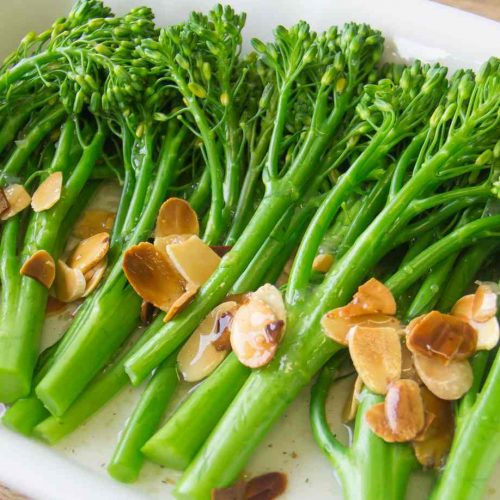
left=125, top=19, right=385, bottom=384
left=174, top=59, right=500, bottom=499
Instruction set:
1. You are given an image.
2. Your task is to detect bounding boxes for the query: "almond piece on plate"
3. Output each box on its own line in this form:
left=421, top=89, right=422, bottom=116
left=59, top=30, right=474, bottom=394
left=20, top=249, right=56, bottom=288
left=385, top=379, right=425, bottom=441
left=73, top=210, right=115, bottom=239
left=365, top=402, right=398, bottom=443
left=347, top=325, right=402, bottom=395
left=0, top=184, right=31, bottom=220
left=312, top=253, right=334, bottom=273
left=452, top=294, right=499, bottom=351
left=413, top=352, right=472, bottom=400
left=155, top=197, right=199, bottom=237
left=401, top=343, right=420, bottom=382
left=472, top=283, right=498, bottom=322
left=68, top=232, right=110, bottom=273
left=31, top=171, right=63, bottom=212
left=123, top=242, right=185, bottom=312
left=0, top=187, right=10, bottom=216
left=342, top=375, right=364, bottom=423
left=167, top=235, right=221, bottom=287
left=177, top=301, right=238, bottom=382
left=83, top=257, right=107, bottom=297
left=406, top=310, right=477, bottom=362
left=352, top=278, right=397, bottom=315
left=54, top=260, right=86, bottom=303
left=164, top=284, right=199, bottom=323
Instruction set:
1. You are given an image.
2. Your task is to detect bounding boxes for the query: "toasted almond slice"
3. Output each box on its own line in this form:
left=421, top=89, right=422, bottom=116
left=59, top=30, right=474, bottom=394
left=407, top=310, right=477, bottom=362
left=313, top=253, right=334, bottom=273
left=167, top=235, right=220, bottom=287
left=46, top=295, right=67, bottom=316
left=252, top=283, right=287, bottom=325
left=452, top=294, right=499, bottom=351
left=413, top=352, right=472, bottom=400
left=385, top=379, right=425, bottom=441
left=177, top=301, right=237, bottom=382
left=68, top=232, right=110, bottom=273
left=31, top=172, right=63, bottom=212
left=82, top=258, right=107, bottom=297
left=0, top=184, right=31, bottom=220
left=0, top=188, right=9, bottom=216
left=20, top=249, right=56, bottom=289
left=342, top=376, right=364, bottom=423
left=54, top=260, right=86, bottom=303
left=73, top=210, right=115, bottom=239
left=412, top=386, right=454, bottom=469
left=401, top=344, right=420, bottom=382
left=123, top=242, right=185, bottom=311
left=352, top=278, right=397, bottom=315
left=231, top=298, right=284, bottom=369
left=154, top=234, right=191, bottom=260
left=347, top=325, right=401, bottom=395
left=155, top=197, right=199, bottom=238
left=472, top=284, right=498, bottom=322
left=365, top=402, right=398, bottom=442
left=164, top=285, right=199, bottom=323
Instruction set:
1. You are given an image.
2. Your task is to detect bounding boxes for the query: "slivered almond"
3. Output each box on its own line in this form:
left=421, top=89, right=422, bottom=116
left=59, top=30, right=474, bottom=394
left=177, top=301, right=237, bottom=382
left=123, top=242, right=185, bottom=311
left=68, top=232, right=110, bottom=273
left=472, top=284, right=498, bottom=322
left=154, top=234, right=191, bottom=260
left=413, top=352, right=472, bottom=400
left=365, top=402, right=398, bottom=442
left=452, top=294, right=499, bottom=351
left=347, top=325, right=401, bottom=395
left=385, top=379, right=425, bottom=441
left=342, top=376, right=364, bottom=422
left=83, top=258, right=107, bottom=297
left=54, top=260, right=86, bottom=302
left=31, top=171, right=63, bottom=212
left=20, top=250, right=55, bottom=288
left=164, top=284, right=199, bottom=323
left=0, top=188, right=9, bottom=216
left=406, top=310, right=477, bottom=362
left=46, top=295, right=67, bottom=316
left=73, top=210, right=115, bottom=239
left=412, top=387, right=454, bottom=469
left=155, top=197, right=199, bottom=237
left=167, top=235, right=220, bottom=287
left=352, top=278, right=397, bottom=315
left=312, top=253, right=334, bottom=273
left=0, top=184, right=31, bottom=220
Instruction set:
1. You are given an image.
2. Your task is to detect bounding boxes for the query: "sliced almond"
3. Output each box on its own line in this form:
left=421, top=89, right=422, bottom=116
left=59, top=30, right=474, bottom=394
left=385, top=379, right=425, bottom=441
left=342, top=376, right=364, bottom=423
left=347, top=325, right=401, bottom=395
left=0, top=188, right=10, bottom=216
left=413, top=352, right=472, bottom=400
left=20, top=249, right=56, bottom=288
left=312, top=253, right=334, bottom=273
left=123, top=242, right=185, bottom=312
left=177, top=301, right=237, bottom=382
left=73, top=210, right=115, bottom=239
left=68, top=232, right=110, bottom=273
left=0, top=184, right=31, bottom=220
left=31, top=171, right=63, bottom=212
left=401, top=344, right=420, bottom=382
left=154, top=234, right=191, bottom=260
left=452, top=294, right=499, bottom=351
left=252, top=283, right=287, bottom=325
left=54, top=260, right=86, bottom=303
left=352, top=278, right=397, bottom=315
left=365, top=402, right=398, bottom=442
left=164, top=284, right=199, bottom=323
left=166, top=235, right=220, bottom=287
left=472, top=284, right=498, bottom=322
left=82, top=258, right=107, bottom=297
left=412, top=386, right=454, bottom=469
left=46, top=295, right=67, bottom=316
left=155, top=197, right=199, bottom=238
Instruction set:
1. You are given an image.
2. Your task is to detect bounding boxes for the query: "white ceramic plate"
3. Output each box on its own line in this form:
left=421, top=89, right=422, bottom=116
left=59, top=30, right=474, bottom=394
left=0, top=1, right=499, bottom=499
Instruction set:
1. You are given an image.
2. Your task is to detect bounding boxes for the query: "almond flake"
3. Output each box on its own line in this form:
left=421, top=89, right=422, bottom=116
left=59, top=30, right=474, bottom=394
left=0, top=184, right=31, bottom=220
left=407, top=310, right=477, bottom=363
left=154, top=234, right=191, bottom=260
left=385, top=379, right=425, bottom=442
left=68, top=232, right=110, bottom=273
left=312, top=253, right=334, bottom=273
left=54, top=260, right=86, bottom=303
left=365, top=402, right=398, bottom=442
left=123, top=242, right=185, bottom=312
left=73, top=210, right=115, bottom=239
left=347, top=325, right=401, bottom=395
left=31, top=171, right=63, bottom=212
left=452, top=294, right=499, bottom=351
left=167, top=235, right=221, bottom=287
left=342, top=375, right=363, bottom=423
left=155, top=197, right=199, bottom=238
left=177, top=301, right=237, bottom=382
left=252, top=283, right=287, bottom=325
left=413, top=352, right=472, bottom=400
left=20, top=250, right=56, bottom=289
left=472, top=284, right=498, bottom=322
left=83, top=258, right=107, bottom=297
left=164, top=285, right=199, bottom=323
left=0, top=188, right=9, bottom=216
left=401, top=344, right=420, bottom=382
left=352, top=278, right=397, bottom=315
